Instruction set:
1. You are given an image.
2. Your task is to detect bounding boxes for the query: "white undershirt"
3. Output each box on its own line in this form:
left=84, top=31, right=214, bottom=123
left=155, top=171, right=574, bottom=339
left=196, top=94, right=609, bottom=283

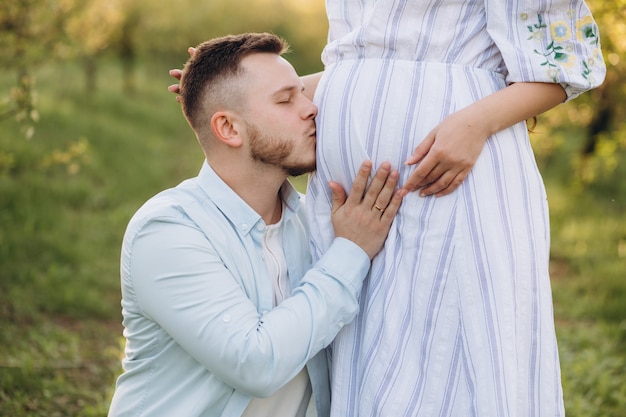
left=263, top=218, right=291, bottom=307
left=241, top=213, right=313, bottom=417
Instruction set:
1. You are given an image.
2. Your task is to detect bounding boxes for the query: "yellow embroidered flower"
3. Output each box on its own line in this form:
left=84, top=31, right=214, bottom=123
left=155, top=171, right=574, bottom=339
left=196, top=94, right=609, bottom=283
left=546, top=67, right=560, bottom=82
left=529, top=30, right=545, bottom=41
left=550, top=21, right=571, bottom=42
left=576, top=15, right=596, bottom=43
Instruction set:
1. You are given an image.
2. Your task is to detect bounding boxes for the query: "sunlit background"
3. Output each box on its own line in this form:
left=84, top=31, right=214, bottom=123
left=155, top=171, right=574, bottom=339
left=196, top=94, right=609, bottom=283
left=1, top=0, right=625, bottom=415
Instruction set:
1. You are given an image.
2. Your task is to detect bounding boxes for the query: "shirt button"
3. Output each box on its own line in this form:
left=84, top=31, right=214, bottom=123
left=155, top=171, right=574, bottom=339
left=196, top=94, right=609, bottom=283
left=257, top=224, right=265, bottom=231
left=338, top=321, right=345, bottom=328
left=241, top=224, right=248, bottom=231
left=222, top=314, right=231, bottom=323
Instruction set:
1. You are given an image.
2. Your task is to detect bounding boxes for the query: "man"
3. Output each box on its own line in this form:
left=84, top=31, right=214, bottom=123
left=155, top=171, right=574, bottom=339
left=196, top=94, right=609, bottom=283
left=108, top=33, right=404, bottom=417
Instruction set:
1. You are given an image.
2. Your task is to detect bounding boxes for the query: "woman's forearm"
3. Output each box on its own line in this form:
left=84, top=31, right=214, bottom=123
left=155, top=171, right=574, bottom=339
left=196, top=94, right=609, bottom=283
left=301, top=71, right=323, bottom=101
left=467, top=82, right=567, bottom=137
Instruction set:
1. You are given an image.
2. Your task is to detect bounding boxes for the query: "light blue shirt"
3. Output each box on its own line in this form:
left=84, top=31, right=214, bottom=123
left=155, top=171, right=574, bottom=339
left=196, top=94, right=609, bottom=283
left=108, top=161, right=371, bottom=417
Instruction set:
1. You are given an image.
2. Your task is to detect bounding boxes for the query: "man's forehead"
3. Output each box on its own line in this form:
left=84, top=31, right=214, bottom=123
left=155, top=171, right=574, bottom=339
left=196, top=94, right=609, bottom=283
left=241, top=54, right=301, bottom=93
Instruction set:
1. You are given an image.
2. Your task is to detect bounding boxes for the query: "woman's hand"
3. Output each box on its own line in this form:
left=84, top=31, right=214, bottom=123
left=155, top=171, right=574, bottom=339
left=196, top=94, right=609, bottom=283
left=167, top=47, right=196, bottom=99
left=403, top=106, right=489, bottom=197
left=402, top=82, right=566, bottom=197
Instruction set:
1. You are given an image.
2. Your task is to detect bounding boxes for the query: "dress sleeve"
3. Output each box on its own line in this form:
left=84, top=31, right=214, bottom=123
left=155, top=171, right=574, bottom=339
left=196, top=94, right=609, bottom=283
left=486, top=0, right=606, bottom=101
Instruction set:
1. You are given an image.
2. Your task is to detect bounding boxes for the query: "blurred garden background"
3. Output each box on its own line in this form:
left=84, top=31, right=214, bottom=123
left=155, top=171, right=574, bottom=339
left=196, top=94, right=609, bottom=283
left=1, top=0, right=625, bottom=415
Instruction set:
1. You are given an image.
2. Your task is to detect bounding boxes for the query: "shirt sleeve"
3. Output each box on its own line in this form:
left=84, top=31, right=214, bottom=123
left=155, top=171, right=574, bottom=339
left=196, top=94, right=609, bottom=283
left=485, top=0, right=606, bottom=101
left=125, top=217, right=370, bottom=398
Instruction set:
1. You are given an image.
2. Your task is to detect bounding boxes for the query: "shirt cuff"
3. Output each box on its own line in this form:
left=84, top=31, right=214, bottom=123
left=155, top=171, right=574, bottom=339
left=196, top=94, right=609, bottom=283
left=314, top=237, right=371, bottom=292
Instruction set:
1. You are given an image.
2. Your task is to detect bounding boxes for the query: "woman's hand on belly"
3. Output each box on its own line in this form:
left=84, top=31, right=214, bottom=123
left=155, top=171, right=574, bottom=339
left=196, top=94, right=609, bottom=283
left=402, top=106, right=489, bottom=198
left=402, top=82, right=566, bottom=197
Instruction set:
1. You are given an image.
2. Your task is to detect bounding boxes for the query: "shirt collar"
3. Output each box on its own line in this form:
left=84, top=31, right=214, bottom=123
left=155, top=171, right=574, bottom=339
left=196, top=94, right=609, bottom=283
left=196, top=160, right=302, bottom=235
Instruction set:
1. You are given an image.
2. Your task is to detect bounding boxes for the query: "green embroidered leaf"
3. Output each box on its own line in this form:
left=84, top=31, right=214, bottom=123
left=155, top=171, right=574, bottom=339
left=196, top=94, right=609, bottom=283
left=583, top=27, right=595, bottom=38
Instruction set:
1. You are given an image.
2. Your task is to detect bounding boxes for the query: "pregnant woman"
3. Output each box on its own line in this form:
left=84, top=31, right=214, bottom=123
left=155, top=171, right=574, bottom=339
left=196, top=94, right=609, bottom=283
left=305, top=1, right=605, bottom=416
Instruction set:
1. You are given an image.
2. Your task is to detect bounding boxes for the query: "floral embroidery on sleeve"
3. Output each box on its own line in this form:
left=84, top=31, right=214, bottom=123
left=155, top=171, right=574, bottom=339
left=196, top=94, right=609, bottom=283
left=525, top=12, right=600, bottom=84
left=576, top=15, right=600, bottom=46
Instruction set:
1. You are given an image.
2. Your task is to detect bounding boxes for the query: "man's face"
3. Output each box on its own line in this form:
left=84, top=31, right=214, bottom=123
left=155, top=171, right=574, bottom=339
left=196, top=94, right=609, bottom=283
left=239, top=53, right=317, bottom=176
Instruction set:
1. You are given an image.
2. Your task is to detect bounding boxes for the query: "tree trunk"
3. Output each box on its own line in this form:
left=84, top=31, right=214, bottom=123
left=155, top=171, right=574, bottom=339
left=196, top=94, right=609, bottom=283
left=581, top=82, right=613, bottom=156
left=120, top=15, right=139, bottom=94
left=84, top=55, right=98, bottom=94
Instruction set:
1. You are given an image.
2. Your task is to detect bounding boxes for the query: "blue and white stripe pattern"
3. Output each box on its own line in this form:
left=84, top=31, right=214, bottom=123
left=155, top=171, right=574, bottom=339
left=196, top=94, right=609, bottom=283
left=306, top=0, right=605, bottom=416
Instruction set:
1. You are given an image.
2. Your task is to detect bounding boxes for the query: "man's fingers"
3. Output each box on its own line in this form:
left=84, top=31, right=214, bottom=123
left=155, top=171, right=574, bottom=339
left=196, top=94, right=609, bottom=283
left=341, top=160, right=401, bottom=217
left=329, top=181, right=348, bottom=214
left=329, top=160, right=404, bottom=259
left=380, top=189, right=406, bottom=222
left=361, top=162, right=391, bottom=207
left=346, top=161, right=373, bottom=205
left=371, top=169, right=399, bottom=214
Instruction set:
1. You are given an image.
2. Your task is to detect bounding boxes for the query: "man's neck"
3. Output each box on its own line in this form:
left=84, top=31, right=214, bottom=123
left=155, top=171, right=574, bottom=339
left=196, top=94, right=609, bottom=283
left=209, top=158, right=286, bottom=225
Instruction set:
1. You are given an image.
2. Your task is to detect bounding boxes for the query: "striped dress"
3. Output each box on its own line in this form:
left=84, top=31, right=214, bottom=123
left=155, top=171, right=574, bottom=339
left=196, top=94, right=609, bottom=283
left=306, top=1, right=605, bottom=416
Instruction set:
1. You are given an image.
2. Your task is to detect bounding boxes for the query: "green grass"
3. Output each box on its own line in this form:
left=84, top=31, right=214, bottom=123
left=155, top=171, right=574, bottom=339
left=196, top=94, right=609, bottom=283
left=1, top=61, right=201, bottom=415
left=1, top=62, right=625, bottom=416
left=538, top=123, right=626, bottom=416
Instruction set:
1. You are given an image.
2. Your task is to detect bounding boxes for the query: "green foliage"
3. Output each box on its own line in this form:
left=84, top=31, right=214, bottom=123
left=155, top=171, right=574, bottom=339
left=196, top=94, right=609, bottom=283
left=0, top=0, right=69, bottom=68
left=0, top=61, right=199, bottom=322
left=1, top=0, right=328, bottom=135
left=558, top=323, right=626, bottom=417
left=534, top=119, right=626, bottom=416
left=0, top=60, right=201, bottom=414
left=0, top=0, right=71, bottom=130
left=0, top=319, right=122, bottom=416
left=548, top=197, right=626, bottom=416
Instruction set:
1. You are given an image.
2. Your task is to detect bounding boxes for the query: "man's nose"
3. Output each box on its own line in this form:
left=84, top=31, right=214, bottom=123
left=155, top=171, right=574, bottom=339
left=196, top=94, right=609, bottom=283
left=303, top=100, right=318, bottom=119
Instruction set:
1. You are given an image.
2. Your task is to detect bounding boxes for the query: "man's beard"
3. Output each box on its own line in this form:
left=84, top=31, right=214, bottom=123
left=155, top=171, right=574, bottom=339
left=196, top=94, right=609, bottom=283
left=247, top=122, right=316, bottom=177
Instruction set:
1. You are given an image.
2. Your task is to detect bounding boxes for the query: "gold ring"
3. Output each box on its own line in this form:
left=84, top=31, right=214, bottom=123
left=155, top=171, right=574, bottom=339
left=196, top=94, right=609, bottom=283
left=374, top=204, right=384, bottom=212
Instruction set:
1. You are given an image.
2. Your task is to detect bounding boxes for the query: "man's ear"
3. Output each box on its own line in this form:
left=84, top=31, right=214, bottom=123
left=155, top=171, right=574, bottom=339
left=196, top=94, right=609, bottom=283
left=211, top=111, right=243, bottom=148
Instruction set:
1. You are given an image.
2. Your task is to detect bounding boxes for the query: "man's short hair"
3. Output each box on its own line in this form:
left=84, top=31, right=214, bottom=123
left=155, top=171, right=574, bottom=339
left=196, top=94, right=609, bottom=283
left=180, top=33, right=289, bottom=133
